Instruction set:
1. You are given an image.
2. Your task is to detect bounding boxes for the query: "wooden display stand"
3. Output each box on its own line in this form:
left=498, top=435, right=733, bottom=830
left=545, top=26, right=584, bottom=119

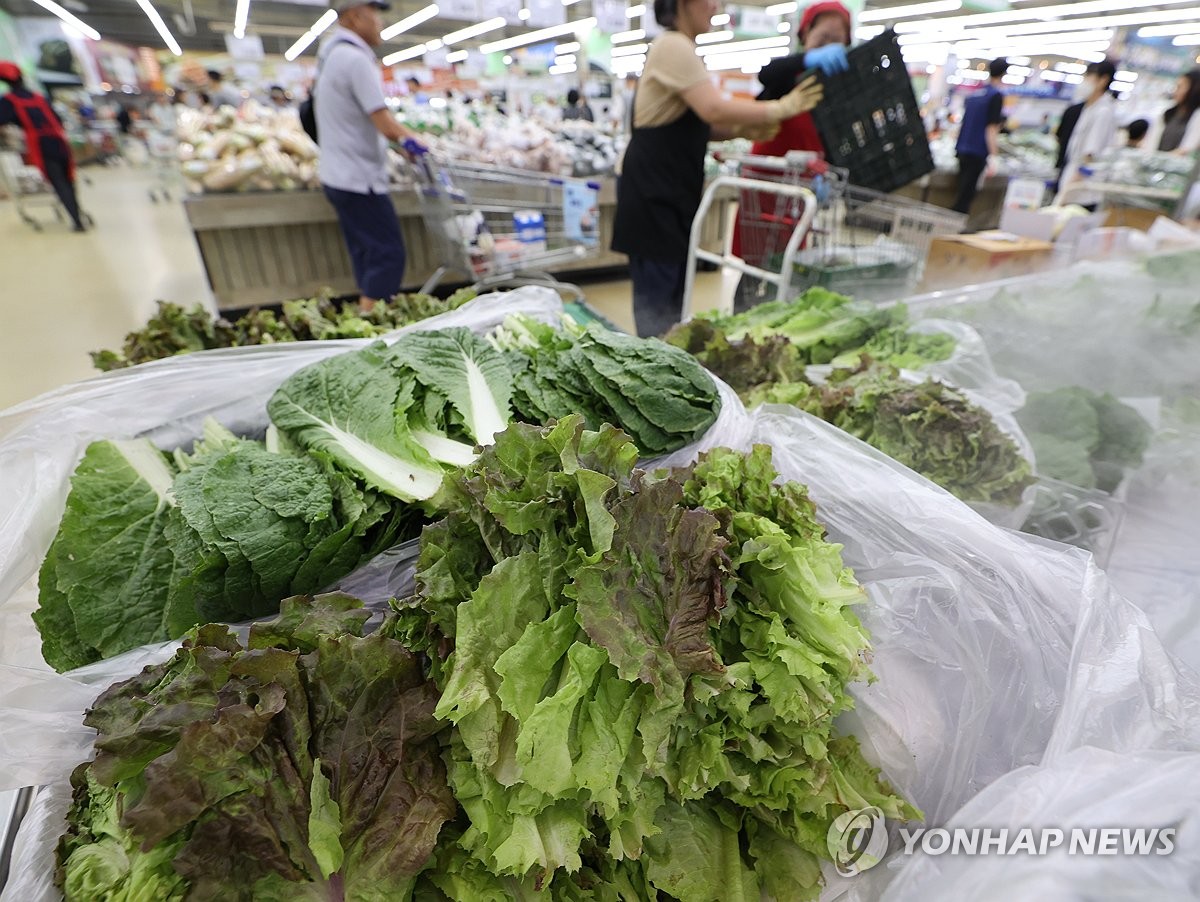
left=184, top=180, right=731, bottom=311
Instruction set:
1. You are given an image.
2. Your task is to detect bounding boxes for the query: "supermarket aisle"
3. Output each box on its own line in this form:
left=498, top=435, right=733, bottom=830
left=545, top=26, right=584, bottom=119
left=0, top=165, right=212, bottom=410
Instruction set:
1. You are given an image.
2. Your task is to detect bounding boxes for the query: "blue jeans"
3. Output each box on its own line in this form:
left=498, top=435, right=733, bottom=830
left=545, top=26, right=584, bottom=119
left=323, top=185, right=406, bottom=300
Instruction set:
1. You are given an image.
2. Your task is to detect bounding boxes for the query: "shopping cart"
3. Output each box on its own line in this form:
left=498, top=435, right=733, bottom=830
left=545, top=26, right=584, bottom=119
left=0, top=149, right=69, bottom=231
left=143, top=127, right=180, bottom=202
left=694, top=152, right=966, bottom=314
left=407, top=147, right=602, bottom=296
left=682, top=166, right=820, bottom=321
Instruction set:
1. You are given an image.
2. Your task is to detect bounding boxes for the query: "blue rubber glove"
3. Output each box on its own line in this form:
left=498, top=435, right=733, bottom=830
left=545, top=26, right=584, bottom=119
left=805, top=43, right=849, bottom=76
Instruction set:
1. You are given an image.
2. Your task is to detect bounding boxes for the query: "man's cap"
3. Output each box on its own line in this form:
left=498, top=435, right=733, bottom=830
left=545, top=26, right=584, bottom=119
left=333, top=0, right=390, bottom=12
left=799, top=1, right=851, bottom=40
left=0, top=61, right=22, bottom=82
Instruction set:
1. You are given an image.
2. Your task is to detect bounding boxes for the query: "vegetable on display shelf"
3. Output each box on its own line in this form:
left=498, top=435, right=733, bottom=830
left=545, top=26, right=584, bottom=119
left=91, top=289, right=479, bottom=371
left=54, top=418, right=917, bottom=901
left=667, top=316, right=1034, bottom=508
left=36, top=322, right=722, bottom=672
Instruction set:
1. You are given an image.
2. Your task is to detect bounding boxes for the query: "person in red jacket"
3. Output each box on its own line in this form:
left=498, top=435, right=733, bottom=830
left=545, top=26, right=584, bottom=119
left=731, top=2, right=849, bottom=309
left=0, top=61, right=86, bottom=231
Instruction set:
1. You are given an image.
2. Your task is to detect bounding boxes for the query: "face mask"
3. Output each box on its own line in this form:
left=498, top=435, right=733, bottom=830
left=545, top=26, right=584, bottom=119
left=1073, top=77, right=1095, bottom=102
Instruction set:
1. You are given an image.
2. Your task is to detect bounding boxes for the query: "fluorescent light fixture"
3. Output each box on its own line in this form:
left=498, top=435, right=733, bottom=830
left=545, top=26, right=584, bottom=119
left=612, top=28, right=644, bottom=43
left=555, top=53, right=577, bottom=65
left=503, top=53, right=514, bottom=62
left=611, top=56, right=645, bottom=71
left=233, top=0, right=250, bottom=39
left=696, top=35, right=790, bottom=56
left=383, top=43, right=429, bottom=65
left=705, top=47, right=789, bottom=70
left=859, top=0, right=961, bottom=24
left=285, top=9, right=337, bottom=60
left=1007, top=56, right=1030, bottom=65
left=696, top=30, right=733, bottom=45
left=549, top=62, right=577, bottom=74
left=446, top=48, right=469, bottom=62
left=479, top=16, right=595, bottom=53
left=1055, top=62, right=1088, bottom=73
left=29, top=0, right=100, bottom=40
left=765, top=2, right=797, bottom=15
left=1064, top=73, right=1084, bottom=83
left=710, top=12, right=730, bottom=26
left=426, top=38, right=443, bottom=50
left=897, top=0, right=1197, bottom=32
left=1138, top=22, right=1200, bottom=37
left=555, top=41, right=580, bottom=53
left=135, top=0, right=182, bottom=54
left=1175, top=33, right=1200, bottom=45
left=1001, top=73, right=1025, bottom=85
left=611, top=42, right=648, bottom=56
left=1115, top=70, right=1137, bottom=81
left=626, top=4, right=645, bottom=18
left=443, top=17, right=505, bottom=44
left=381, top=4, right=439, bottom=41
left=1040, top=69, right=1068, bottom=82
left=777, top=22, right=790, bottom=32
left=518, top=7, right=530, bottom=18
left=742, top=63, right=763, bottom=73
left=957, top=69, right=988, bottom=79
left=1008, top=65, right=1032, bottom=76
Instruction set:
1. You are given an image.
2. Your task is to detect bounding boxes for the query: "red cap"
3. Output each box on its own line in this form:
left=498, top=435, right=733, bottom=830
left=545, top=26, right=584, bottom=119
left=0, top=61, right=22, bottom=83
left=799, top=1, right=852, bottom=41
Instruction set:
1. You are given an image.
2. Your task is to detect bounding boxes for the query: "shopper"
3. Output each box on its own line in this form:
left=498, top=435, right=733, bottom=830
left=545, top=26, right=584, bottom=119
left=316, top=0, right=421, bottom=310
left=0, top=61, right=86, bottom=232
left=207, top=70, right=243, bottom=110
left=612, top=0, right=822, bottom=336
left=268, top=85, right=291, bottom=109
left=1125, top=118, right=1150, bottom=149
left=952, top=58, right=1008, bottom=216
left=1052, top=100, right=1083, bottom=193
left=563, top=88, right=594, bottom=122
left=752, top=1, right=851, bottom=157
left=1152, top=68, right=1200, bottom=153
left=1054, top=59, right=1118, bottom=208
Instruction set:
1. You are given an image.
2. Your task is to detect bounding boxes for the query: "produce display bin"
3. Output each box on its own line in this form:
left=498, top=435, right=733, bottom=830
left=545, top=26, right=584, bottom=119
left=1021, top=477, right=1126, bottom=568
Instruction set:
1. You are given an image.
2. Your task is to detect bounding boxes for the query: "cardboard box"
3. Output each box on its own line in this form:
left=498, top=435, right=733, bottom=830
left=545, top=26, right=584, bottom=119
left=920, top=232, right=1056, bottom=291
left=1104, top=205, right=1165, bottom=232
left=999, top=208, right=1107, bottom=244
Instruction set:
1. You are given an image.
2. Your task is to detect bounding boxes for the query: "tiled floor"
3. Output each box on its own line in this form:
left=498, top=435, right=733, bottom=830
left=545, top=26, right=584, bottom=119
left=0, top=166, right=732, bottom=411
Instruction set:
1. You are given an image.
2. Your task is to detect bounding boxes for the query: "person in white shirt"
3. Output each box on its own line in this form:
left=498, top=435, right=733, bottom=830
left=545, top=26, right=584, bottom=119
left=207, top=70, right=243, bottom=111
left=1055, top=59, right=1118, bottom=209
left=316, top=0, right=420, bottom=309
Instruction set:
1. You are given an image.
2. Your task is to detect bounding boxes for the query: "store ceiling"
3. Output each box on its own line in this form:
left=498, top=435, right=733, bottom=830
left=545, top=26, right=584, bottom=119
left=1, top=0, right=1197, bottom=60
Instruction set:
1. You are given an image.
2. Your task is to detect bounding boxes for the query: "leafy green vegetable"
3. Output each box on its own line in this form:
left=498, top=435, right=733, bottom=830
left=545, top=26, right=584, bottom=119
left=57, top=594, right=455, bottom=902
left=494, top=316, right=722, bottom=455
left=1016, top=387, right=1153, bottom=493
left=91, top=290, right=479, bottom=371
left=391, top=416, right=916, bottom=899
left=667, top=288, right=955, bottom=370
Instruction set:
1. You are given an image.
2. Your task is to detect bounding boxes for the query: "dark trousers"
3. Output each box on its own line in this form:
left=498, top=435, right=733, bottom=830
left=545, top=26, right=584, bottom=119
left=323, top=184, right=406, bottom=300
left=629, top=257, right=687, bottom=338
left=43, top=155, right=82, bottom=228
left=953, top=154, right=988, bottom=216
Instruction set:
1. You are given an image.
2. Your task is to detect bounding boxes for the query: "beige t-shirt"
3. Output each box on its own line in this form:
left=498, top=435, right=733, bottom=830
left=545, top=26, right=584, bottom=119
left=633, top=31, right=710, bottom=129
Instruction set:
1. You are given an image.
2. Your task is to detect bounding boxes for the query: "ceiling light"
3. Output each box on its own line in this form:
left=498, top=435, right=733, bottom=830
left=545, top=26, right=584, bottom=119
left=1008, top=65, right=1032, bottom=76
left=381, top=4, right=439, bottom=41
left=285, top=9, right=337, bottom=60
left=611, top=42, right=648, bottom=56
left=549, top=62, right=577, bottom=74
left=443, top=17, right=505, bottom=44
left=233, top=0, right=250, bottom=39
left=503, top=53, right=514, bottom=62
left=859, top=0, right=962, bottom=24
left=555, top=53, right=577, bottom=64
left=446, top=48, right=468, bottom=62
left=1175, top=33, right=1200, bottom=45
left=382, top=43, right=429, bottom=65
left=626, top=4, right=645, bottom=18
left=1138, top=22, right=1200, bottom=37
left=777, top=22, right=790, bottom=32
left=1040, top=69, right=1068, bottom=82
left=705, top=48, right=789, bottom=70
left=29, top=0, right=100, bottom=40
left=897, top=0, right=1197, bottom=32
left=479, top=16, right=595, bottom=53
left=135, top=0, right=182, bottom=54
left=696, top=30, right=733, bottom=45
left=1007, top=56, right=1030, bottom=65
left=696, top=35, right=790, bottom=56
left=518, top=7, right=530, bottom=18
left=765, top=2, right=797, bottom=15
left=1001, top=73, right=1025, bottom=85
left=612, top=28, right=644, bottom=43
left=1055, top=62, right=1088, bottom=74
left=710, top=13, right=730, bottom=26
left=555, top=40, right=580, bottom=53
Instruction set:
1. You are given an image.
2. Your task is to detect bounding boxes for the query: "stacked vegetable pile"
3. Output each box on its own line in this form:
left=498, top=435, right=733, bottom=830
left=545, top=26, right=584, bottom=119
left=56, top=594, right=454, bottom=901
left=52, top=419, right=916, bottom=900
left=1015, top=387, right=1152, bottom=493
left=667, top=314, right=1033, bottom=507
left=177, top=103, right=321, bottom=193
left=91, top=289, right=477, bottom=371
left=666, top=287, right=956, bottom=370
left=38, top=324, right=722, bottom=672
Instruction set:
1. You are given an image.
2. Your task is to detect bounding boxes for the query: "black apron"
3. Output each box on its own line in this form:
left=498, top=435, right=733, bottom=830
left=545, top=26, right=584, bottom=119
left=612, top=106, right=711, bottom=264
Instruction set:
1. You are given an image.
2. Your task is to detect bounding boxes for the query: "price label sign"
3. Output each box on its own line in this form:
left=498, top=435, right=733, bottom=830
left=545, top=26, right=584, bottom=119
left=440, top=0, right=481, bottom=20
left=527, top=0, right=566, bottom=28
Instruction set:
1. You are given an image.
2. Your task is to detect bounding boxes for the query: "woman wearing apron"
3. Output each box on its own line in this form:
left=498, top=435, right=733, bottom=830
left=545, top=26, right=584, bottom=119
left=612, top=0, right=822, bottom=336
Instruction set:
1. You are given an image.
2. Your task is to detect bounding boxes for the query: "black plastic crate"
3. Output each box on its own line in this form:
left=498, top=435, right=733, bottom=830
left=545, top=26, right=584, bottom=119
left=808, top=29, right=934, bottom=194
